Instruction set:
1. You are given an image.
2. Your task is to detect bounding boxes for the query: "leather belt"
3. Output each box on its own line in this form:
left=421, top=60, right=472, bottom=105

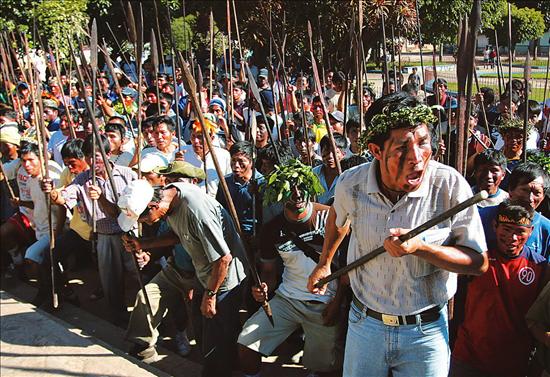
left=352, top=295, right=441, bottom=326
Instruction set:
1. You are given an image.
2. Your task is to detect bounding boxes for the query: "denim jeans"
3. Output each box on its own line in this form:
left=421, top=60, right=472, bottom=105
left=343, top=302, right=450, bottom=377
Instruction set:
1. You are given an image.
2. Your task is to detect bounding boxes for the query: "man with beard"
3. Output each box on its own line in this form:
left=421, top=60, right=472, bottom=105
left=308, top=92, right=488, bottom=377
left=238, top=159, right=344, bottom=377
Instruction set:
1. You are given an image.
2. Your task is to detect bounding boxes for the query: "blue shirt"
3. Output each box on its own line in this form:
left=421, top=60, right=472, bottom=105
left=216, top=171, right=264, bottom=235
left=312, top=164, right=339, bottom=205
left=48, top=117, right=61, bottom=132
left=157, top=221, right=194, bottom=272
left=479, top=205, right=550, bottom=260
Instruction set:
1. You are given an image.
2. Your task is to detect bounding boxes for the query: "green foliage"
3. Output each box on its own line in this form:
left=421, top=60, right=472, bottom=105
left=263, top=159, right=324, bottom=206
left=0, top=0, right=33, bottom=32
left=495, top=5, right=545, bottom=53
left=527, top=151, right=550, bottom=174
left=32, top=0, right=89, bottom=57
left=418, top=0, right=509, bottom=45
left=171, top=14, right=196, bottom=52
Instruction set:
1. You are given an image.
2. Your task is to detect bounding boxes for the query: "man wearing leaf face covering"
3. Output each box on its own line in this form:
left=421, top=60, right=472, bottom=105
left=238, top=159, right=346, bottom=377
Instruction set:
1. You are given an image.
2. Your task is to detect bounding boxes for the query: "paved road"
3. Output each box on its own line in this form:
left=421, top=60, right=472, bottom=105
left=0, top=291, right=167, bottom=377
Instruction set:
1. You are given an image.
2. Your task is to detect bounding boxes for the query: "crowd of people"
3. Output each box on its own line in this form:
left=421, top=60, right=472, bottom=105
left=0, top=41, right=549, bottom=377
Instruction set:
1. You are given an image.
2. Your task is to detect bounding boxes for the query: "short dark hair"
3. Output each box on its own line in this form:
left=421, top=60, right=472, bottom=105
left=159, top=92, right=173, bottom=103
left=0, top=108, right=18, bottom=120
left=480, top=87, right=495, bottom=105
left=229, top=141, right=253, bottom=159
left=105, top=122, right=126, bottom=140
left=496, top=200, right=534, bottom=225
left=401, top=83, right=418, bottom=95
left=61, top=138, right=85, bottom=160
left=141, top=116, right=155, bottom=130
left=19, top=141, right=40, bottom=157
left=256, top=115, right=274, bottom=131
left=152, top=115, right=176, bottom=132
left=332, top=71, right=345, bottom=85
left=82, top=134, right=110, bottom=157
left=345, top=120, right=360, bottom=134
left=474, top=148, right=507, bottom=170
left=341, top=155, right=368, bottom=171
left=509, top=162, right=549, bottom=193
left=518, top=100, right=542, bottom=119
left=365, top=92, right=425, bottom=150
left=294, top=128, right=316, bottom=143
left=256, top=142, right=293, bottom=168
left=145, top=86, right=159, bottom=95
left=319, top=133, right=348, bottom=152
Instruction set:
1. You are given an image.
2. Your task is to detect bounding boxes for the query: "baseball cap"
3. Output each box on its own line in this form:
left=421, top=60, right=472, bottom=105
left=0, top=126, right=21, bottom=146
left=209, top=97, right=226, bottom=112
left=43, top=98, right=59, bottom=110
left=258, top=68, right=269, bottom=78
left=153, top=160, right=206, bottom=180
left=117, top=179, right=154, bottom=232
left=138, top=154, right=167, bottom=173
left=329, top=111, right=344, bottom=123
left=121, top=87, right=138, bottom=99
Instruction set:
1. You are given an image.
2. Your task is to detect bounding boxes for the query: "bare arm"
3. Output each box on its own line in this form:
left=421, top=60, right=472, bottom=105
left=97, top=192, right=120, bottom=218
left=206, top=253, right=232, bottom=294
left=129, top=230, right=180, bottom=250
left=384, top=228, right=489, bottom=276
left=307, top=206, right=350, bottom=294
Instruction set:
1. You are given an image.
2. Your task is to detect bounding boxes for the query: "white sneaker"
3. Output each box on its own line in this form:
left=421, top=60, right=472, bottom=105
left=174, top=330, right=191, bottom=357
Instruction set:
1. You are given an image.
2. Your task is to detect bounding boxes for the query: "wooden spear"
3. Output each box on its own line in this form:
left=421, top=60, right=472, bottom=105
left=522, top=52, right=531, bottom=162
left=307, top=21, right=342, bottom=175
left=180, top=58, right=274, bottom=327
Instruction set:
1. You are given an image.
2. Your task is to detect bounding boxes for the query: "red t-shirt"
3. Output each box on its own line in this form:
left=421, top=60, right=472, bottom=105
left=453, top=247, right=548, bottom=376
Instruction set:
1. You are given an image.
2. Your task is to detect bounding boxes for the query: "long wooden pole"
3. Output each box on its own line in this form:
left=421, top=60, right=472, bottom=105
left=315, top=191, right=489, bottom=288
left=180, top=59, right=274, bottom=326
left=307, top=21, right=342, bottom=175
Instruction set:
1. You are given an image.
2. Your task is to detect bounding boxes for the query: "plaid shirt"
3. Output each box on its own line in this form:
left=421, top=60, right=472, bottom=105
left=61, top=163, right=137, bottom=234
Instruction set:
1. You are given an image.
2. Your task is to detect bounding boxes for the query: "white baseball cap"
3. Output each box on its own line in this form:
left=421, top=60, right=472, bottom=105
left=117, top=179, right=154, bottom=232
left=139, top=154, right=167, bottom=173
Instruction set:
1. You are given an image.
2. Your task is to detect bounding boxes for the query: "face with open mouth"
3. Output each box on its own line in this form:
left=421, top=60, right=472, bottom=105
left=371, top=124, right=432, bottom=195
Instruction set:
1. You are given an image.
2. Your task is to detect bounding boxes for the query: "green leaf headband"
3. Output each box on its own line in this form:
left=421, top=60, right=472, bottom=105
left=498, top=117, right=534, bottom=134
left=263, top=159, right=325, bottom=206
left=359, top=104, right=438, bottom=148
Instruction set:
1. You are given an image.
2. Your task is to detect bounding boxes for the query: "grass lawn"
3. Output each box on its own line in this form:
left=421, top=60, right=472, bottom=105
left=445, top=81, right=547, bottom=102
left=480, top=72, right=549, bottom=79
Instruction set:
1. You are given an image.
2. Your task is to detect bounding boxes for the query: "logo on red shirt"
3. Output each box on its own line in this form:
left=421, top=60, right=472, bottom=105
left=518, top=266, right=536, bottom=286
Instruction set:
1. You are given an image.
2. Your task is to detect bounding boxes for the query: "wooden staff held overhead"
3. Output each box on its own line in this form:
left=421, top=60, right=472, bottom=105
left=180, top=59, right=275, bottom=327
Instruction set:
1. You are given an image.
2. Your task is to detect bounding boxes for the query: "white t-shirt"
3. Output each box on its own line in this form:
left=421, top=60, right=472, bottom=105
left=141, top=145, right=178, bottom=166
left=47, top=130, right=68, bottom=167
left=109, top=151, right=134, bottom=167
left=3, top=159, right=33, bottom=222
left=28, top=161, right=63, bottom=238
left=178, top=145, right=231, bottom=197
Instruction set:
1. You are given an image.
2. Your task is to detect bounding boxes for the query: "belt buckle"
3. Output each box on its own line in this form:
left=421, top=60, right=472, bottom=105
left=381, top=314, right=400, bottom=326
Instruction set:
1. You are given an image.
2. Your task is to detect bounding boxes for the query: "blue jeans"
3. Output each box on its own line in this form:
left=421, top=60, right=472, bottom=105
left=343, top=302, right=450, bottom=377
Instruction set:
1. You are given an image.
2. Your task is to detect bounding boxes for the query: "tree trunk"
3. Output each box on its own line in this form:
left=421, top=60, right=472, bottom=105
left=439, top=42, right=443, bottom=62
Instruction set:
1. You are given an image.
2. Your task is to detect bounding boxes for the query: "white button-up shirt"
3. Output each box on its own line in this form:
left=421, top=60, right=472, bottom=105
left=333, top=159, right=487, bottom=315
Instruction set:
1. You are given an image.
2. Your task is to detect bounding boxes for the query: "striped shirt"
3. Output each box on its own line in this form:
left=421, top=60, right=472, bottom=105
left=333, top=159, right=487, bottom=315
left=61, top=163, right=137, bottom=234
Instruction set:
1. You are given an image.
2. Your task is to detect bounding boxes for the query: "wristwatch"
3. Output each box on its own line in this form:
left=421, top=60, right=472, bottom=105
left=206, top=289, right=217, bottom=297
